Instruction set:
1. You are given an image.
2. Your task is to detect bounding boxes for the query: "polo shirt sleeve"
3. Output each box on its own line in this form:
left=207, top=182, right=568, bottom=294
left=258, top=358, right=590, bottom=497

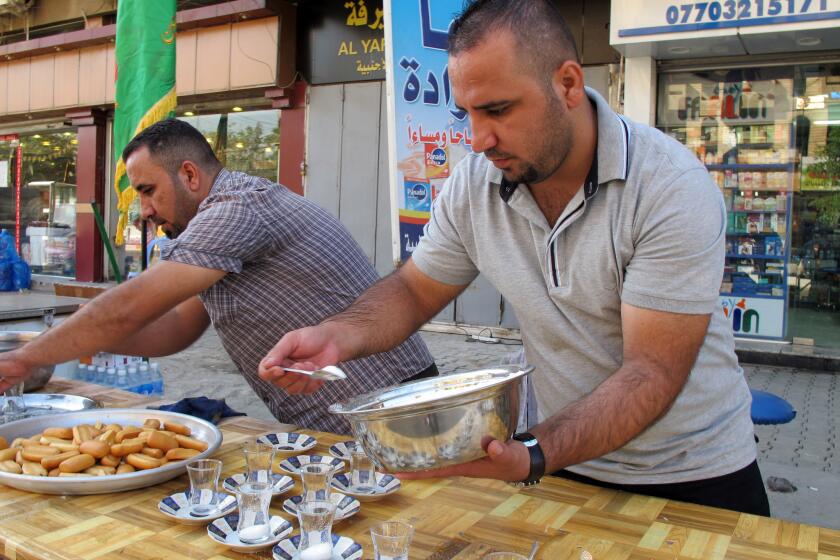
left=411, top=166, right=480, bottom=286
left=621, top=167, right=725, bottom=315
left=160, top=193, right=271, bottom=274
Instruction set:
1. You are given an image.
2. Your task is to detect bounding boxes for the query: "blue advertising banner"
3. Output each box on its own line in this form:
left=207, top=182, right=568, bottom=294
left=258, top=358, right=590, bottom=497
left=385, top=0, right=471, bottom=263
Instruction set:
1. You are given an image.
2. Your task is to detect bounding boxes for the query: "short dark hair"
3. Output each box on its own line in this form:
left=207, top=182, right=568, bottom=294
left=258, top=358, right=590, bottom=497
left=122, top=118, right=221, bottom=175
left=448, top=0, right=579, bottom=80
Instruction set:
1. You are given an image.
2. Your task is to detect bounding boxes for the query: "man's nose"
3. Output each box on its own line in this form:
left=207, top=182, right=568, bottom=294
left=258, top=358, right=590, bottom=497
left=469, top=116, right=496, bottom=154
left=139, top=198, right=154, bottom=220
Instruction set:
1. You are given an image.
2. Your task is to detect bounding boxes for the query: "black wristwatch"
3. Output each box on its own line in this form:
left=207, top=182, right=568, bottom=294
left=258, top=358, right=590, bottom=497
left=508, top=432, right=546, bottom=487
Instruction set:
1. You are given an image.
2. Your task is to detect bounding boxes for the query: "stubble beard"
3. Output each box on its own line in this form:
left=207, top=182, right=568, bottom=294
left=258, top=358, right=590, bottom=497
left=502, top=91, right=572, bottom=186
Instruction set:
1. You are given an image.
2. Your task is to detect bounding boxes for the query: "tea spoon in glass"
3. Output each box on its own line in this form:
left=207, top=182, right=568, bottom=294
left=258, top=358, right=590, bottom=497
left=281, top=365, right=347, bottom=381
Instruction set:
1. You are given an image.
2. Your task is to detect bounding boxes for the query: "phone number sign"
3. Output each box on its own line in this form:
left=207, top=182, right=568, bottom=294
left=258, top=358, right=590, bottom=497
left=614, top=0, right=840, bottom=38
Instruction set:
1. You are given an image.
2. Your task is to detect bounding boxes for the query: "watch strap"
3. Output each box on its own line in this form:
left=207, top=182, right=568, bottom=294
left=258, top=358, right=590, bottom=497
left=511, top=432, right=545, bottom=486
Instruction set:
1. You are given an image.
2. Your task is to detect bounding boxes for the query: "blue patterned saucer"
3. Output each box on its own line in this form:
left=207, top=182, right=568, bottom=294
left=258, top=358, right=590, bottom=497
left=257, top=432, right=318, bottom=456
left=277, top=455, right=344, bottom=478
left=281, top=491, right=361, bottom=522
left=327, top=441, right=357, bottom=461
left=272, top=533, right=363, bottom=560
left=330, top=472, right=401, bottom=502
left=223, top=472, right=295, bottom=497
left=207, top=514, right=293, bottom=553
left=157, top=490, right=237, bottom=525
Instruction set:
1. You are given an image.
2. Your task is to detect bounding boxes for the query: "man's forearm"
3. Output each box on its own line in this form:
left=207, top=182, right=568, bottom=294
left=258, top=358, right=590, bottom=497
left=323, top=273, right=432, bottom=360
left=18, top=283, right=151, bottom=367
left=322, top=262, right=465, bottom=361
left=103, top=298, right=210, bottom=357
left=532, top=360, right=688, bottom=473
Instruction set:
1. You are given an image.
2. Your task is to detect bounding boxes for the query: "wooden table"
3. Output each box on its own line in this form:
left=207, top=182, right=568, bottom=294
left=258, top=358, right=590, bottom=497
left=1, top=380, right=839, bottom=560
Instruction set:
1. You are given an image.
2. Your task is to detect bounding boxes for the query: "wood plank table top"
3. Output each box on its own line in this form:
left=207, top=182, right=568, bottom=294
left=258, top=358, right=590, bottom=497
left=1, top=380, right=839, bottom=560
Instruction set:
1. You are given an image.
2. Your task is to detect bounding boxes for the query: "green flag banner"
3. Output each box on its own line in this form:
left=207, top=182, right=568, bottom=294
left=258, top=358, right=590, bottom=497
left=113, top=0, right=177, bottom=245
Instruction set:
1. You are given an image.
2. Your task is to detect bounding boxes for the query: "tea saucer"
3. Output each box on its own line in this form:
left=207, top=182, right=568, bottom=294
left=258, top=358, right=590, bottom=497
left=272, top=533, right=363, bottom=560
left=276, top=455, right=344, bottom=478
left=281, top=492, right=361, bottom=522
left=223, top=472, right=295, bottom=497
left=330, top=472, right=401, bottom=502
left=327, top=441, right=356, bottom=461
left=258, top=432, right=318, bottom=457
left=157, top=491, right=238, bottom=525
left=207, top=513, right=293, bottom=553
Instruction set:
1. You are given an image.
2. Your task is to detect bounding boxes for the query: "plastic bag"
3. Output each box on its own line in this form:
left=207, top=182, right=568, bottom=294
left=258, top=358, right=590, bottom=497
left=12, top=259, right=31, bottom=290
left=0, top=230, right=17, bottom=262
left=0, top=261, right=13, bottom=291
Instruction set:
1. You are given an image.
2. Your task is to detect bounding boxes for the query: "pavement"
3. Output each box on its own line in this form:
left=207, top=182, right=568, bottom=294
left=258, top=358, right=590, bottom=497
left=151, top=327, right=840, bottom=530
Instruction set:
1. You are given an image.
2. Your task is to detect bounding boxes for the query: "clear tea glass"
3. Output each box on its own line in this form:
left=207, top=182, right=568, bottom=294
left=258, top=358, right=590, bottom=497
left=186, top=458, right=222, bottom=516
left=349, top=443, right=376, bottom=494
left=370, top=520, right=414, bottom=560
left=297, top=499, right=336, bottom=559
left=235, top=481, right=273, bottom=543
left=1, top=381, right=26, bottom=424
left=300, top=463, right=335, bottom=502
left=243, top=440, right=276, bottom=484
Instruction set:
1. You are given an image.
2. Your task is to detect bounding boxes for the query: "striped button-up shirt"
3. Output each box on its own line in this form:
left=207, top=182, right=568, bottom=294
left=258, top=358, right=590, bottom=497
left=161, top=169, right=434, bottom=434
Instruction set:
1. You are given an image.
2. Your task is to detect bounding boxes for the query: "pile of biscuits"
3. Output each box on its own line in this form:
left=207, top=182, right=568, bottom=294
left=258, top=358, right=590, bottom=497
left=0, top=418, right=208, bottom=477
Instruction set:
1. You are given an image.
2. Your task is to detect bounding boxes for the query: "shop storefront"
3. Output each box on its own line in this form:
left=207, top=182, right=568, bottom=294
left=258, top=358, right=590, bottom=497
left=612, top=1, right=840, bottom=348
left=0, top=0, right=300, bottom=284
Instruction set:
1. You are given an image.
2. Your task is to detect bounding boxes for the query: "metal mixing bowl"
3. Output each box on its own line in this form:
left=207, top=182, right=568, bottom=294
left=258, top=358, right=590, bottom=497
left=328, top=365, right=532, bottom=472
left=0, top=331, right=54, bottom=391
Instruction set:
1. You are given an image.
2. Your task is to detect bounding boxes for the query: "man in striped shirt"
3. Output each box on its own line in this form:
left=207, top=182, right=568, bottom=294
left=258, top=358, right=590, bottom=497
left=0, top=119, right=436, bottom=434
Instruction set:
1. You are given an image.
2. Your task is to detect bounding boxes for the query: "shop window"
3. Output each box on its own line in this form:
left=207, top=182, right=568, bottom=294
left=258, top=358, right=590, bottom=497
left=790, top=63, right=840, bottom=346
left=0, top=130, right=78, bottom=278
left=181, top=110, right=280, bottom=181
left=657, top=65, right=840, bottom=349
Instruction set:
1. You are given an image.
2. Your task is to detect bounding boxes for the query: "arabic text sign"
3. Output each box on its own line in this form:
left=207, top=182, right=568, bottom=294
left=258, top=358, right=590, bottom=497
left=303, top=0, right=386, bottom=84
left=389, top=0, right=471, bottom=263
left=612, top=0, right=840, bottom=39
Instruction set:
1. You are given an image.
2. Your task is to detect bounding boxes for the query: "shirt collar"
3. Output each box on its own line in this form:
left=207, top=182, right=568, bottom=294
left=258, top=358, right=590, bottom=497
left=498, top=86, right=631, bottom=202
left=208, top=168, right=230, bottom=197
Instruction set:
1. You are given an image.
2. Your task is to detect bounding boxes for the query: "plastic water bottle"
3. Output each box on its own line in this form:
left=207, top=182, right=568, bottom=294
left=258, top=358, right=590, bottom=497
left=116, top=367, right=129, bottom=389
left=95, top=366, right=107, bottom=385
left=105, top=367, right=117, bottom=387
left=149, top=362, right=164, bottom=395
left=139, top=363, right=152, bottom=394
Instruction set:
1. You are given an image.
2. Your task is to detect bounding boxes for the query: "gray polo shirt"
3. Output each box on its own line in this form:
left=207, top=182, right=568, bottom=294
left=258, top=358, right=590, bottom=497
left=412, top=88, right=756, bottom=484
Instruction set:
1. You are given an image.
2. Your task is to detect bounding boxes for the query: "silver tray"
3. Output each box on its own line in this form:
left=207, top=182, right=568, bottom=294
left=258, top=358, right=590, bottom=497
left=0, top=394, right=99, bottom=417
left=0, top=408, right=223, bottom=495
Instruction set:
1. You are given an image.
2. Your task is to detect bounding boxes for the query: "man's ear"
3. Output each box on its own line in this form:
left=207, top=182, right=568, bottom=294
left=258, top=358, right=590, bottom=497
left=551, top=60, right=586, bottom=109
left=181, top=160, right=202, bottom=193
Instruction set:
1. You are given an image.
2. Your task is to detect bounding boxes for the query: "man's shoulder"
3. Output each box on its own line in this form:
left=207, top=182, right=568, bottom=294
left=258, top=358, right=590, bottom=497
left=624, top=118, right=705, bottom=179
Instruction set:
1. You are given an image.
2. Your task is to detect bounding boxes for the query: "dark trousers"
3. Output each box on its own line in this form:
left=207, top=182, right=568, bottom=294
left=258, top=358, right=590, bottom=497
left=553, top=460, right=770, bottom=516
left=402, top=363, right=439, bottom=383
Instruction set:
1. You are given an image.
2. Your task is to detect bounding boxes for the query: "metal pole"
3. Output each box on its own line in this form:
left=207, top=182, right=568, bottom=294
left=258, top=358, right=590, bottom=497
left=89, top=201, right=123, bottom=283
left=140, top=218, right=148, bottom=271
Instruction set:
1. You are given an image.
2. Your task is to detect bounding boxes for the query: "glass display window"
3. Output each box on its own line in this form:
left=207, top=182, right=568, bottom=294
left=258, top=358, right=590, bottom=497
left=658, top=67, right=796, bottom=340
left=658, top=64, right=840, bottom=348
left=0, top=130, right=78, bottom=278
left=789, top=63, right=840, bottom=347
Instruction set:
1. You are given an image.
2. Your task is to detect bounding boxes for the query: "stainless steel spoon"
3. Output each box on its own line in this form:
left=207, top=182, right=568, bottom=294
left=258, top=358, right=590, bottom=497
left=528, top=541, right=540, bottom=560
left=281, top=365, right=347, bottom=381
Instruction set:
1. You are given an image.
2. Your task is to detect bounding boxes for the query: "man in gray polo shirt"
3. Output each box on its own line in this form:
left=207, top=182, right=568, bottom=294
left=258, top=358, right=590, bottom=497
left=259, top=0, right=769, bottom=514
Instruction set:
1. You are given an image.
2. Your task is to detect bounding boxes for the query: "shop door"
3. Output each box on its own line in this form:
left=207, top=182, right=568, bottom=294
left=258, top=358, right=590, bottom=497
left=305, top=82, right=520, bottom=331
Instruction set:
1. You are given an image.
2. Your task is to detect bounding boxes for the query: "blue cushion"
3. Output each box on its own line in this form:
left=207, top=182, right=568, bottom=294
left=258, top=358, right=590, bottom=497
left=750, top=389, right=796, bottom=425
